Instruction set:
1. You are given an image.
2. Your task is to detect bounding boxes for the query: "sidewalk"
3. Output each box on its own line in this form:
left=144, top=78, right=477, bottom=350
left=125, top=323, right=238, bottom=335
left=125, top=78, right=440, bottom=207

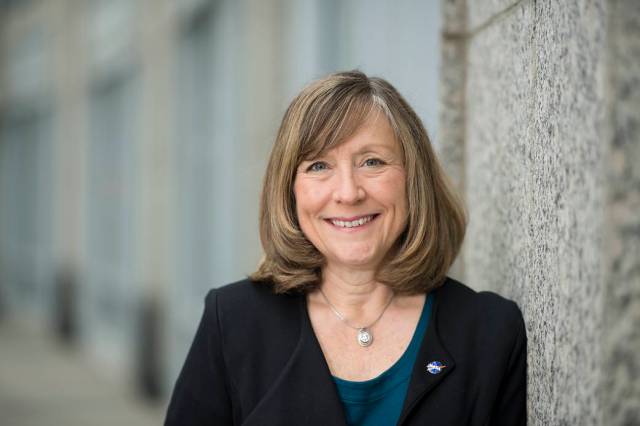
left=0, top=320, right=166, bottom=426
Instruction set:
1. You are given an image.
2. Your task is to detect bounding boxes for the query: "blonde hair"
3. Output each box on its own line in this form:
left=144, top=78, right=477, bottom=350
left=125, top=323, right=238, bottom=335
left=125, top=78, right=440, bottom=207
left=251, top=70, right=466, bottom=294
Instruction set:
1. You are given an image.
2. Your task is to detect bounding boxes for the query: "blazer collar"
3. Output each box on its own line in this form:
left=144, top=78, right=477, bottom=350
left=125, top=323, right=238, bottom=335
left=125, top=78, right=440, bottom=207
left=243, top=282, right=456, bottom=426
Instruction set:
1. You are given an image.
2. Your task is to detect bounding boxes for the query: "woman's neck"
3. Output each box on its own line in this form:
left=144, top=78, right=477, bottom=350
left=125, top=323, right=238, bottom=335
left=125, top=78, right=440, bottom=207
left=314, top=264, right=394, bottom=321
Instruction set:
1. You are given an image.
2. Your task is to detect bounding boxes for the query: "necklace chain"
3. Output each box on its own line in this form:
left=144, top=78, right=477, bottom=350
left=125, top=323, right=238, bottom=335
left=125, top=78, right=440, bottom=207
left=318, top=287, right=394, bottom=331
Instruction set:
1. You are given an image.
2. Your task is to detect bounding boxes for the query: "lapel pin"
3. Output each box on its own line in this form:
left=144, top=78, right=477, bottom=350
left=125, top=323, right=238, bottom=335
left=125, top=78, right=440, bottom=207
left=426, top=361, right=447, bottom=375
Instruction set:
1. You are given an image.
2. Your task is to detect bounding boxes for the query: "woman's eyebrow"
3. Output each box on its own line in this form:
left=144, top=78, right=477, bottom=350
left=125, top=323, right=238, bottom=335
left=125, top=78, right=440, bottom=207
left=355, top=143, right=395, bottom=154
left=300, top=154, right=326, bottom=162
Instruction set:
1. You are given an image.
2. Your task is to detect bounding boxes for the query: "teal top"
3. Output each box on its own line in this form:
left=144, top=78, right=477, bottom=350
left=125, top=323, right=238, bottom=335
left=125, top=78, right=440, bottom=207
left=333, top=293, right=434, bottom=426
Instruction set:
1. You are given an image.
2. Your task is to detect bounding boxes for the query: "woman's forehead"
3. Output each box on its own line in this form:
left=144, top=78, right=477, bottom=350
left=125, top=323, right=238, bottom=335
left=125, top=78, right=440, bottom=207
left=314, top=118, right=398, bottom=157
left=299, top=107, right=395, bottom=160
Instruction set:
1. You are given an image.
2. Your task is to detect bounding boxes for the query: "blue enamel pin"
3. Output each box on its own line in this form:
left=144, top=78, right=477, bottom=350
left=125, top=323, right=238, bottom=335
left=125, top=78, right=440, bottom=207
left=426, top=361, right=447, bottom=375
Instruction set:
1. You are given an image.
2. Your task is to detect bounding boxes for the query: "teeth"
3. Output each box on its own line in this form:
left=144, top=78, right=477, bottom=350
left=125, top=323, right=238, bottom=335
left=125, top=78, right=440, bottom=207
left=331, top=215, right=374, bottom=228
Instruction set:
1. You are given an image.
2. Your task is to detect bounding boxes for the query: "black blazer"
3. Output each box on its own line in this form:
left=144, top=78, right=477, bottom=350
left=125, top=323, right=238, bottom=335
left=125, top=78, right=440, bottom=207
left=165, top=277, right=527, bottom=425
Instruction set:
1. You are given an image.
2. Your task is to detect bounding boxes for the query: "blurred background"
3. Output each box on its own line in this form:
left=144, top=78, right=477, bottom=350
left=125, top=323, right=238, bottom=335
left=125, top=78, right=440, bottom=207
left=0, top=0, right=443, bottom=424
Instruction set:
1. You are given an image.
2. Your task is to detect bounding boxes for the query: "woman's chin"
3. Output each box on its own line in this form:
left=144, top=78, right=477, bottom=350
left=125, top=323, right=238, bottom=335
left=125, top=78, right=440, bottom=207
left=327, top=254, right=380, bottom=270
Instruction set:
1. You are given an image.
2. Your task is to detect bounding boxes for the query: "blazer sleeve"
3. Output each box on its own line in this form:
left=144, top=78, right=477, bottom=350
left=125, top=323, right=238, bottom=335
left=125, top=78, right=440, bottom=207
left=165, top=289, right=235, bottom=425
left=490, top=302, right=528, bottom=425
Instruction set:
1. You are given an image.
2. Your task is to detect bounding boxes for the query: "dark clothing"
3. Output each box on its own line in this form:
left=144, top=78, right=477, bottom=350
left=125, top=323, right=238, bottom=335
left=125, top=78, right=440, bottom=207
left=165, top=277, right=527, bottom=425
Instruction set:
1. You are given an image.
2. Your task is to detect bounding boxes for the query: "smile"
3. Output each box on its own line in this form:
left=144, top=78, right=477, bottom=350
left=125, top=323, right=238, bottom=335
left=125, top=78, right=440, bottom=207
left=326, top=214, right=379, bottom=229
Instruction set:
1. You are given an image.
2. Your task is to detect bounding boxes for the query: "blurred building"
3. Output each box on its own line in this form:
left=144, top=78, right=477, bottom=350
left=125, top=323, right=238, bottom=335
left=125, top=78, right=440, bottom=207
left=0, top=0, right=442, bottom=407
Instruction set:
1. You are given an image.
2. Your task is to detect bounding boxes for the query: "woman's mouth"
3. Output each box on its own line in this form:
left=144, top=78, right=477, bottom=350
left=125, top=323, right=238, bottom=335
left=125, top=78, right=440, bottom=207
left=325, top=214, right=379, bottom=229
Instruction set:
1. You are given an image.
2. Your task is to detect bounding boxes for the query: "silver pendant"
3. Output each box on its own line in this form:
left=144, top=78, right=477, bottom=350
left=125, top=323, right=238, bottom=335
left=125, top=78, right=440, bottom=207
left=357, top=328, right=373, bottom=347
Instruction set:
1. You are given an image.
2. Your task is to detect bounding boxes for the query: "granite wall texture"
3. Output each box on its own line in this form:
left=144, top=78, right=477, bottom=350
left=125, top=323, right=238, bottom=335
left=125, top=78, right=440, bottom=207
left=603, top=0, right=640, bottom=423
left=437, top=0, right=639, bottom=424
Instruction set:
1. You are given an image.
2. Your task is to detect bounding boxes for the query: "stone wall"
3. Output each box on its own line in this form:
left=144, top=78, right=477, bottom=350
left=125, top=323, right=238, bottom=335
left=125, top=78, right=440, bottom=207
left=603, top=0, right=640, bottom=423
left=438, top=0, right=639, bottom=424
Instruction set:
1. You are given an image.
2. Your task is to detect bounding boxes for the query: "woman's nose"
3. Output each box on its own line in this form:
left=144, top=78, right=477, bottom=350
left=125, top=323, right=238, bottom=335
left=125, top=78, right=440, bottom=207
left=332, top=167, right=365, bottom=204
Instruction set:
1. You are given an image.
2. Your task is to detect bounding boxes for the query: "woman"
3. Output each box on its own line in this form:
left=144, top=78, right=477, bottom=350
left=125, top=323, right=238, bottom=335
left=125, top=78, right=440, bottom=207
left=165, top=71, right=526, bottom=425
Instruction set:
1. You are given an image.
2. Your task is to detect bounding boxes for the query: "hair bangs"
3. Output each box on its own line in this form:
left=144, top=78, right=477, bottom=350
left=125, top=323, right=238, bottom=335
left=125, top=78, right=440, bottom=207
left=297, top=90, right=378, bottom=162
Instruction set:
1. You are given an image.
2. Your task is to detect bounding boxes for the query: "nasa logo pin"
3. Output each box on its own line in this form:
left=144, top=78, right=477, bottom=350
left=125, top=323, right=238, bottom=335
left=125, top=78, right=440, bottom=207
left=426, top=361, right=447, bottom=375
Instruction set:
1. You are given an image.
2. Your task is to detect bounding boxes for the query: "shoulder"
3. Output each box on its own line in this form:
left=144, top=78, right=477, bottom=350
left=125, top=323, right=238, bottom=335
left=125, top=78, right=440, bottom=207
left=205, top=277, right=302, bottom=319
left=435, top=276, right=523, bottom=322
left=203, top=277, right=303, bottom=348
left=433, top=277, right=526, bottom=353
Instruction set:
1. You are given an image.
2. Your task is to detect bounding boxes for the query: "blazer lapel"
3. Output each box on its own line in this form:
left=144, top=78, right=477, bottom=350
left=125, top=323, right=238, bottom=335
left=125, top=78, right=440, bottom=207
left=242, top=297, right=347, bottom=426
left=397, top=284, right=456, bottom=425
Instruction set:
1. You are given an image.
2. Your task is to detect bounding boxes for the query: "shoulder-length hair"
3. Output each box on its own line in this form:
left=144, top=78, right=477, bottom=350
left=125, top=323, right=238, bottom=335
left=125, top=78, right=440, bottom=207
left=250, top=70, right=466, bottom=295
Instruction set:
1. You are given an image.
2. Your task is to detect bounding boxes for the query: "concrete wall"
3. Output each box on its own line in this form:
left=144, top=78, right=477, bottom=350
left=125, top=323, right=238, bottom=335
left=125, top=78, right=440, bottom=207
left=438, top=0, right=639, bottom=424
left=603, top=1, right=640, bottom=423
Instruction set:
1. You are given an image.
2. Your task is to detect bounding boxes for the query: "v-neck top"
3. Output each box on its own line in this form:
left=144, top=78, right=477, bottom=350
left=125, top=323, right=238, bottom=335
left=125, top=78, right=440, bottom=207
left=332, top=292, right=434, bottom=426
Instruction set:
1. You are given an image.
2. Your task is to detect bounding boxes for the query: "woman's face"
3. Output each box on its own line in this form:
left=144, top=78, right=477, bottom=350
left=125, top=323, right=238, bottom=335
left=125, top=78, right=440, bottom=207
left=293, top=114, right=407, bottom=272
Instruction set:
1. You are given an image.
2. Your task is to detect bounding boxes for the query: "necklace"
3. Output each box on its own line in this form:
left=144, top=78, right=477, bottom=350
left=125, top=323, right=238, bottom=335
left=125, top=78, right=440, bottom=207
left=318, top=287, right=395, bottom=347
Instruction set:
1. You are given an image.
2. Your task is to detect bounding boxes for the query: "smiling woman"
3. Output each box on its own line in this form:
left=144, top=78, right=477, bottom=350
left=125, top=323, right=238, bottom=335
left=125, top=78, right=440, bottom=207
left=293, top=112, right=408, bottom=274
left=165, top=71, right=527, bottom=426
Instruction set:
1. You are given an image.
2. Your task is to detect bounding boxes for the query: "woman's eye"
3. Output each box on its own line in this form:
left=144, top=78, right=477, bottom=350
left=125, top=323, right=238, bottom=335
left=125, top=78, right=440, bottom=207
left=307, top=161, right=328, bottom=172
left=363, top=158, right=384, bottom=167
